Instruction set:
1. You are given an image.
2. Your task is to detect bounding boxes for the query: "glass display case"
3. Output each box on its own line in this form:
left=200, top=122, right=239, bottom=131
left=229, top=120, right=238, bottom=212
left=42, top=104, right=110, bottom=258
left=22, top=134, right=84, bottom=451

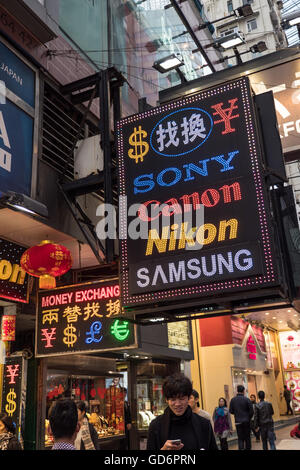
left=45, top=371, right=125, bottom=447
left=136, top=378, right=165, bottom=430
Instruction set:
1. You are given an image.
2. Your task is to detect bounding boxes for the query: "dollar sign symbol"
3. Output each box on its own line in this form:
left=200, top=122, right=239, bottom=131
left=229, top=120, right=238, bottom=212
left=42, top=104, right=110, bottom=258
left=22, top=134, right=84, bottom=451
left=63, top=324, right=77, bottom=348
left=128, top=126, right=149, bottom=163
left=5, top=389, right=16, bottom=417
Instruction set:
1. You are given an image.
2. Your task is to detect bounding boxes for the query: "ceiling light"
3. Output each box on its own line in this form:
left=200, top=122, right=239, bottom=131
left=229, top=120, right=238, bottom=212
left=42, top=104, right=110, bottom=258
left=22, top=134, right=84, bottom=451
left=272, top=317, right=277, bottom=319
left=265, top=312, right=269, bottom=315
left=281, top=11, right=300, bottom=29
left=153, top=54, right=184, bottom=73
left=213, top=32, right=245, bottom=50
left=0, top=191, right=48, bottom=219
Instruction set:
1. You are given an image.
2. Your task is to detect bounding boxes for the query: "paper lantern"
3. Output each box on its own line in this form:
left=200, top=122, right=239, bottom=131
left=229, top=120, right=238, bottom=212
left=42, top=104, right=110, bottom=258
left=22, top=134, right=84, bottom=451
left=20, top=240, right=72, bottom=289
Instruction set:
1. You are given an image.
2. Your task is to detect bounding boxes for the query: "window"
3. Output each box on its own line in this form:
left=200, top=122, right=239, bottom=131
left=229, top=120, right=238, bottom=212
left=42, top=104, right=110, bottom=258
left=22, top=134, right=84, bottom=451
left=227, top=0, right=233, bottom=13
left=247, top=18, right=257, bottom=32
left=243, top=0, right=253, bottom=4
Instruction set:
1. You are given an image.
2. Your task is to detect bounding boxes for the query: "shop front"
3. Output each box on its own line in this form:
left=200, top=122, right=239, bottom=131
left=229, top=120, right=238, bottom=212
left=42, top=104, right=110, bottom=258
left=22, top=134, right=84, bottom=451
left=192, top=315, right=282, bottom=422
left=35, top=278, right=138, bottom=450
left=278, top=331, right=300, bottom=414
left=35, top=279, right=194, bottom=450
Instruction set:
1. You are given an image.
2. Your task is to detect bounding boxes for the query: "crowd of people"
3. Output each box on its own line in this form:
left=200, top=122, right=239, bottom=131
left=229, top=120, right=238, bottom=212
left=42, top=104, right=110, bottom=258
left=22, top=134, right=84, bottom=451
left=0, top=372, right=299, bottom=451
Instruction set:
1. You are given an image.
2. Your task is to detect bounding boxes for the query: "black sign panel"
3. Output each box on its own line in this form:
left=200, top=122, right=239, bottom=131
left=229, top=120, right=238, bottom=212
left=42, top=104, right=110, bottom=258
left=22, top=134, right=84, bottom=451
left=117, top=77, right=279, bottom=307
left=0, top=239, right=28, bottom=303
left=35, top=280, right=136, bottom=357
left=1, top=356, right=23, bottom=427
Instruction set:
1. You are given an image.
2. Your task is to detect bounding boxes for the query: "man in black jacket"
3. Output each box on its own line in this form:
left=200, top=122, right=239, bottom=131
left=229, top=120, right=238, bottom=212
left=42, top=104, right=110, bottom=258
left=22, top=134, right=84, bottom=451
left=147, top=373, right=217, bottom=451
left=254, top=390, right=276, bottom=450
left=229, top=385, right=253, bottom=450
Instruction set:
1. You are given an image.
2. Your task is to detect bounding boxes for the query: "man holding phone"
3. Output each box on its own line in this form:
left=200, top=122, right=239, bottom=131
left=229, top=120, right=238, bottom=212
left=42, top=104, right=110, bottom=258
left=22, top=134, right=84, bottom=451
left=147, top=373, right=217, bottom=451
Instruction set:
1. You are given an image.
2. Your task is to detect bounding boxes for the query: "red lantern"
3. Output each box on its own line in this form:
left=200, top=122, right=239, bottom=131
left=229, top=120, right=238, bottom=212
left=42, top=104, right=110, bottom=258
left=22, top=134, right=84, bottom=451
left=20, top=240, right=72, bottom=289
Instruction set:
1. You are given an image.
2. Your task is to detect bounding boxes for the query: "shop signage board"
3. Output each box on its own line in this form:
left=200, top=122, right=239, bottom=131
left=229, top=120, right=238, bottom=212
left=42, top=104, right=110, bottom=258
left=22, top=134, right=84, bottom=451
left=117, top=77, right=279, bottom=308
left=1, top=314, right=16, bottom=341
left=0, top=238, right=28, bottom=303
left=279, top=331, right=300, bottom=370
left=35, top=280, right=137, bottom=357
left=1, top=355, right=26, bottom=431
left=0, top=39, right=36, bottom=196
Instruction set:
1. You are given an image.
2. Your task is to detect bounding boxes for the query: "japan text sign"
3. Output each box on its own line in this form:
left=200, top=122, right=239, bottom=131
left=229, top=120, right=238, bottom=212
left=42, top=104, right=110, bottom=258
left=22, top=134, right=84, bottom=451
left=117, top=77, right=279, bottom=307
left=35, top=280, right=136, bottom=357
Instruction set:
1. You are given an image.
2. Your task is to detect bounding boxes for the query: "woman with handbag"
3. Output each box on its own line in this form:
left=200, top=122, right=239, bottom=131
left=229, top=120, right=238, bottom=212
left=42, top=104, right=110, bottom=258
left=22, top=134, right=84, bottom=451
left=213, top=398, right=233, bottom=450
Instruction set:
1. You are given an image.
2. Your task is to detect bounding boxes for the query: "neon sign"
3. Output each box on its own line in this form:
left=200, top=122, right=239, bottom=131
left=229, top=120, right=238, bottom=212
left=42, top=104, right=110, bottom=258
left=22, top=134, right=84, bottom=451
left=36, top=280, right=135, bottom=356
left=110, top=319, right=130, bottom=341
left=117, top=77, right=279, bottom=308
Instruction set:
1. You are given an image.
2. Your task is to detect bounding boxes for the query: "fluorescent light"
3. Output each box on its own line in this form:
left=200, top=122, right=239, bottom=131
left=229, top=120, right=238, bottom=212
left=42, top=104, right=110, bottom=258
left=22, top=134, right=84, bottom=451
left=160, top=57, right=182, bottom=70
left=289, top=16, right=300, bottom=26
left=222, top=36, right=244, bottom=49
left=153, top=54, right=184, bottom=74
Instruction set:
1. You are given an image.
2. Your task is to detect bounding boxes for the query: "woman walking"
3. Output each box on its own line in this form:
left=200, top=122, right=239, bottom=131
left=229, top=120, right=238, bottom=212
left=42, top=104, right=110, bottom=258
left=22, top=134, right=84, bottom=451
left=213, top=398, right=232, bottom=450
left=0, top=413, right=22, bottom=450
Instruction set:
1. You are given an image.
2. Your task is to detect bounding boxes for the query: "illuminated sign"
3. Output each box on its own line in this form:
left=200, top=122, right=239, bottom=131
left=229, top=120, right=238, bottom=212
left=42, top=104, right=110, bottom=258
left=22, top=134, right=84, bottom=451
left=1, top=356, right=23, bottom=427
left=117, top=77, right=279, bottom=307
left=0, top=239, right=28, bottom=303
left=246, top=335, right=257, bottom=360
left=1, top=314, right=16, bottom=341
left=35, top=280, right=136, bottom=357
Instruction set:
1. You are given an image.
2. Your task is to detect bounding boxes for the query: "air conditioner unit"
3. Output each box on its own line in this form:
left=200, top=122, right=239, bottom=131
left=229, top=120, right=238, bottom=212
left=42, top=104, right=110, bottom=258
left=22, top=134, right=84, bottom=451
left=74, top=135, right=103, bottom=180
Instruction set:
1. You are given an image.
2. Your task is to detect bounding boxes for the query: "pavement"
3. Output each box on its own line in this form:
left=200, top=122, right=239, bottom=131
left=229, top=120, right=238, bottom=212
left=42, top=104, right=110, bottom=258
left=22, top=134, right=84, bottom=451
left=227, top=415, right=300, bottom=450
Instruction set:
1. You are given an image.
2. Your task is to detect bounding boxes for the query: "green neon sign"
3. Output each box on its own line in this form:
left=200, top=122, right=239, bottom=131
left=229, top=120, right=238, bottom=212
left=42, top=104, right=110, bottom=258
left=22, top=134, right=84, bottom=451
left=110, top=319, right=130, bottom=341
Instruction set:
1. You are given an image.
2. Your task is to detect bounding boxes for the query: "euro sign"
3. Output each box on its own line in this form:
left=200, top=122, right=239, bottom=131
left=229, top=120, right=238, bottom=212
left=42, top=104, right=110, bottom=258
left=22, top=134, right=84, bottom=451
left=110, top=319, right=130, bottom=341
left=5, top=389, right=16, bottom=417
left=128, top=126, right=149, bottom=163
left=63, top=324, right=77, bottom=348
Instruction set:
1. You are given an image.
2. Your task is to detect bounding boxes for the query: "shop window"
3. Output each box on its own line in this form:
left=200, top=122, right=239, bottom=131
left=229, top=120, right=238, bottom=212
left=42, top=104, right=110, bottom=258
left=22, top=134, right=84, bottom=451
left=136, top=378, right=166, bottom=430
left=45, top=371, right=125, bottom=448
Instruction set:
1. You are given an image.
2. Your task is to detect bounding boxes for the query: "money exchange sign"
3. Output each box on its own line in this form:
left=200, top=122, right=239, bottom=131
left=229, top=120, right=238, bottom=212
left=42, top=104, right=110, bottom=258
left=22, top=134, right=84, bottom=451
left=117, top=77, right=279, bottom=307
left=1, top=356, right=23, bottom=426
left=35, top=280, right=136, bottom=357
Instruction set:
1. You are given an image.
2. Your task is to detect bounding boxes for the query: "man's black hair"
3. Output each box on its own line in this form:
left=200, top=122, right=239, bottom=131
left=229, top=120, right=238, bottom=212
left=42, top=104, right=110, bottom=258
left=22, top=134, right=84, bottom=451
left=237, top=385, right=245, bottom=393
left=162, top=373, right=193, bottom=399
left=49, top=399, right=78, bottom=439
left=258, top=390, right=265, bottom=400
left=0, top=413, right=16, bottom=434
left=77, top=400, right=87, bottom=414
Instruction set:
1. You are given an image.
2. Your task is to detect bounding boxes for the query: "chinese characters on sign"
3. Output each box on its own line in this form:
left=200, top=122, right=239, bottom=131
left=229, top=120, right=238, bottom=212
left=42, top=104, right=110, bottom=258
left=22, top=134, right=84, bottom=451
left=117, top=77, right=279, bottom=307
left=36, top=281, right=135, bottom=356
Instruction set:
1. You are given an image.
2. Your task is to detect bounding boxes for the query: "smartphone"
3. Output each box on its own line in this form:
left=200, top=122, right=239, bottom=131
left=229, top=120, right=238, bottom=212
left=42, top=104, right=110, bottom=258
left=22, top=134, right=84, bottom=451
left=171, top=439, right=182, bottom=445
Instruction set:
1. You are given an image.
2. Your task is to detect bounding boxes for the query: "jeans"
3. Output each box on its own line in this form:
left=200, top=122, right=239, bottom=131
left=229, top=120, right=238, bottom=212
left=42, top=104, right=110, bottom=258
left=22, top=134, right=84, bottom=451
left=260, top=424, right=276, bottom=450
left=286, top=400, right=293, bottom=415
left=236, top=422, right=251, bottom=450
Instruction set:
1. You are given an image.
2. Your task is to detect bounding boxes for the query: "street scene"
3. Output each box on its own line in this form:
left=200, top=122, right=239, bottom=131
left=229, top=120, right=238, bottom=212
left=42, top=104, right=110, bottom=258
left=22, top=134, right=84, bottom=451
left=0, top=0, right=300, bottom=456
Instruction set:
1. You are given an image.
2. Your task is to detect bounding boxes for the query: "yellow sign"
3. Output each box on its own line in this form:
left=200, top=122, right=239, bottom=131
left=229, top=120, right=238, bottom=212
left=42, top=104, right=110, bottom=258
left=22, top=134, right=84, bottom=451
left=128, top=126, right=149, bottom=163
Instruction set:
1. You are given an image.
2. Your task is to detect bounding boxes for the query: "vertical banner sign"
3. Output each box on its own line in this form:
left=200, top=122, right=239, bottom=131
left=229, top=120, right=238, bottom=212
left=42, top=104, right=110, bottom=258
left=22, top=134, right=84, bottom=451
left=35, top=280, right=136, bottom=357
left=1, top=315, right=16, bottom=341
left=0, top=40, right=35, bottom=195
left=117, top=77, right=279, bottom=307
left=1, top=356, right=24, bottom=429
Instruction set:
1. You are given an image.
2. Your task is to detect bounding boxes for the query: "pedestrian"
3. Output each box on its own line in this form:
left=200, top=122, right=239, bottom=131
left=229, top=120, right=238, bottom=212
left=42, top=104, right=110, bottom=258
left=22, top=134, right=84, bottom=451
left=212, top=397, right=233, bottom=450
left=254, top=390, right=276, bottom=450
left=75, top=401, right=100, bottom=450
left=283, top=385, right=293, bottom=415
left=147, top=373, right=218, bottom=451
left=0, top=412, right=22, bottom=450
left=229, top=385, right=253, bottom=450
left=250, top=394, right=260, bottom=442
left=49, top=398, right=80, bottom=450
left=290, top=420, right=300, bottom=438
left=120, top=387, right=132, bottom=450
left=189, top=389, right=214, bottom=427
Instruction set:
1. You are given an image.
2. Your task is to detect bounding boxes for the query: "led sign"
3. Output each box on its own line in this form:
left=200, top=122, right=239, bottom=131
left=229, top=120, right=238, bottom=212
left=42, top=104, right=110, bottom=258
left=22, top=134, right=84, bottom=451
left=36, top=280, right=136, bottom=357
left=117, top=77, right=279, bottom=308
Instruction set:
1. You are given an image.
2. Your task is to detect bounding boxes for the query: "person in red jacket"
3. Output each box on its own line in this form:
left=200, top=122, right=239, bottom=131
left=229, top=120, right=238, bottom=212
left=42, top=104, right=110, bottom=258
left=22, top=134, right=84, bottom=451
left=290, top=422, right=300, bottom=439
